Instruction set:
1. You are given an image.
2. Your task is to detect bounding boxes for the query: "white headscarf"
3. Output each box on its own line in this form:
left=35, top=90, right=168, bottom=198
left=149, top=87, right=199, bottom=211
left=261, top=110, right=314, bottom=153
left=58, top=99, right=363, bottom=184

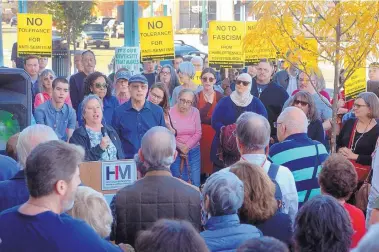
left=230, top=73, right=254, bottom=107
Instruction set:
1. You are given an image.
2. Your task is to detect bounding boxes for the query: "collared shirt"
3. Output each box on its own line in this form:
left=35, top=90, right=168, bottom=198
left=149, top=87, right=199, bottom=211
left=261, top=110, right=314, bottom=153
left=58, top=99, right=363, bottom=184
left=287, top=75, right=298, bottom=96
left=34, top=100, right=76, bottom=141
left=221, top=154, right=298, bottom=222
left=269, top=133, right=329, bottom=208
left=111, top=100, right=166, bottom=158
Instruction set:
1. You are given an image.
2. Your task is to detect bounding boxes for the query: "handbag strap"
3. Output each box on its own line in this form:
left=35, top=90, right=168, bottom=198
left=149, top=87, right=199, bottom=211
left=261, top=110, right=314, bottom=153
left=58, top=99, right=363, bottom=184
left=304, top=143, right=320, bottom=203
left=348, top=120, right=358, bottom=149
left=364, top=168, right=373, bottom=184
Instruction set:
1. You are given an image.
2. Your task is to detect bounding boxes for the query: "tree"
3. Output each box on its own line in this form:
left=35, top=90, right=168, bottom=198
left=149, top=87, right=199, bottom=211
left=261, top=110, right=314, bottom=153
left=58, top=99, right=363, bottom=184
left=46, top=1, right=96, bottom=76
left=245, top=1, right=379, bottom=152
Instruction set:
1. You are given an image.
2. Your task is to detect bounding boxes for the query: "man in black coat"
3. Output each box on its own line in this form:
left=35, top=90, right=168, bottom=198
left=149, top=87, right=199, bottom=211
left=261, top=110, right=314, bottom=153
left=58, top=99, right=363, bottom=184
left=251, top=59, right=289, bottom=143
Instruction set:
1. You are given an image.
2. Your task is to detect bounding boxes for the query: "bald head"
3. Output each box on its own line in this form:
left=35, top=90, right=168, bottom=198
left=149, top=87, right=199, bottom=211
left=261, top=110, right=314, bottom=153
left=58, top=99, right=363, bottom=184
left=16, top=125, right=59, bottom=169
left=236, top=112, right=270, bottom=154
left=277, top=107, right=308, bottom=142
left=140, top=126, right=176, bottom=170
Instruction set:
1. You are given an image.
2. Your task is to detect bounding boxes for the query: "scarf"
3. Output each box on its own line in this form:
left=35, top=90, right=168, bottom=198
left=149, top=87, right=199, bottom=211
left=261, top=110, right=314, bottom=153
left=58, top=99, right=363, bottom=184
left=230, top=87, right=253, bottom=107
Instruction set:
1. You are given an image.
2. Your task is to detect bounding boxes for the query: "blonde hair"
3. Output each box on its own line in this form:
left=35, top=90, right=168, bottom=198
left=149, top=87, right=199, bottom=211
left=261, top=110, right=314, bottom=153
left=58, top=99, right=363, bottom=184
left=67, top=186, right=113, bottom=238
left=230, top=161, right=278, bottom=223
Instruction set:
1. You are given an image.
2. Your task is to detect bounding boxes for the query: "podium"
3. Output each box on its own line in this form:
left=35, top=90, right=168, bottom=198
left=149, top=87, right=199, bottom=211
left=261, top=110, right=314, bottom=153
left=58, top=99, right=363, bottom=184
left=79, top=159, right=137, bottom=204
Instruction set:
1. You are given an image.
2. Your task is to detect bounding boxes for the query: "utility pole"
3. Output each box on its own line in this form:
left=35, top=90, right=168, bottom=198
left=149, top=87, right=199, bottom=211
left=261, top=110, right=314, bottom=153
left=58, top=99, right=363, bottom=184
left=124, top=0, right=139, bottom=47
left=201, top=0, right=206, bottom=32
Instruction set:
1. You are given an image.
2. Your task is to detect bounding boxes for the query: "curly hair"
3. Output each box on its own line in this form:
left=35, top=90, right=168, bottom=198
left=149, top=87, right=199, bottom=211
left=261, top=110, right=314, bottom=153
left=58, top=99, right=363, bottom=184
left=294, top=195, right=353, bottom=252
left=318, top=154, right=357, bottom=200
left=83, top=71, right=112, bottom=98
left=230, top=161, right=277, bottom=223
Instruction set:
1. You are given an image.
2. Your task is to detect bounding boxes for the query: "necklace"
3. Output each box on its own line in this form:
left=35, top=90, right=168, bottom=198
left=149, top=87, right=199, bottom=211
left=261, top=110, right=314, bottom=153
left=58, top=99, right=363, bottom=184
left=26, top=202, right=52, bottom=211
left=203, top=90, right=214, bottom=103
left=351, top=119, right=373, bottom=153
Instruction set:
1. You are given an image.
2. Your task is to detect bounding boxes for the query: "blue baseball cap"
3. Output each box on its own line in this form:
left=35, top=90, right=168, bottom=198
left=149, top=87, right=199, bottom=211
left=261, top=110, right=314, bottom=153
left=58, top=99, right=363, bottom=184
left=115, top=70, right=131, bottom=81
left=128, top=74, right=148, bottom=85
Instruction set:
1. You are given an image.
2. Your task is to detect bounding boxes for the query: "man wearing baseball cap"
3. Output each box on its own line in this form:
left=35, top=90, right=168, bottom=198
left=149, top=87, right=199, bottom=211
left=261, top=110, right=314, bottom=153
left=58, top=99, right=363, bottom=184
left=114, top=69, right=131, bottom=105
left=112, top=74, right=166, bottom=158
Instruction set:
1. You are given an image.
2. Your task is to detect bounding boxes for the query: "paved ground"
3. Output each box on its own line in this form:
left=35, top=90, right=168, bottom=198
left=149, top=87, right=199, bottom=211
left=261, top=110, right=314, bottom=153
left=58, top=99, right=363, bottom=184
left=2, top=23, right=335, bottom=88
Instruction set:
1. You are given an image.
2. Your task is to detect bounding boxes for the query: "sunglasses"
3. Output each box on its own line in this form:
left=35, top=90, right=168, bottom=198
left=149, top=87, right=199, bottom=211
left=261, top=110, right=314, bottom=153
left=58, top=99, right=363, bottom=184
left=202, top=77, right=215, bottom=82
left=293, top=100, right=309, bottom=107
left=43, top=76, right=54, bottom=81
left=94, top=83, right=108, bottom=89
left=236, top=80, right=250, bottom=86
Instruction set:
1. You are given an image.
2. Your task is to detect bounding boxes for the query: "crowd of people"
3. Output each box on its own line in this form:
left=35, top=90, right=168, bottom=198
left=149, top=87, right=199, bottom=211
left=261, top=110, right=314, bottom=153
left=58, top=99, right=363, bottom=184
left=2, top=50, right=379, bottom=251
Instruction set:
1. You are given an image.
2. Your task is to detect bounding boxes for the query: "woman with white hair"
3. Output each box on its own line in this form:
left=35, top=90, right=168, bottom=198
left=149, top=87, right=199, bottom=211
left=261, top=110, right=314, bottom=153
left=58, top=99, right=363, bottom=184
left=34, top=69, right=72, bottom=108
left=171, top=62, right=199, bottom=106
left=69, top=95, right=124, bottom=161
left=211, top=73, right=268, bottom=169
left=200, top=171, right=262, bottom=251
left=67, top=186, right=113, bottom=239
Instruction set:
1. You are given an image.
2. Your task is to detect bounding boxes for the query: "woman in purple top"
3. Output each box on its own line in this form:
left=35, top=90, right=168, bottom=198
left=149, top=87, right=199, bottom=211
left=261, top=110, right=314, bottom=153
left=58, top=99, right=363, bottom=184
left=169, top=89, right=202, bottom=186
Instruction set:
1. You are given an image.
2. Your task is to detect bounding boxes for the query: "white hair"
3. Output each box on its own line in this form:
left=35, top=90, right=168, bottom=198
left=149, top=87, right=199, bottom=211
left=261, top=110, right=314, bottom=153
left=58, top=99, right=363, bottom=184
left=279, top=107, right=308, bottom=134
left=202, top=171, right=244, bottom=216
left=67, top=186, right=113, bottom=238
left=191, top=56, right=203, bottom=68
left=178, top=62, right=196, bottom=79
left=16, top=125, right=59, bottom=169
left=141, top=126, right=176, bottom=170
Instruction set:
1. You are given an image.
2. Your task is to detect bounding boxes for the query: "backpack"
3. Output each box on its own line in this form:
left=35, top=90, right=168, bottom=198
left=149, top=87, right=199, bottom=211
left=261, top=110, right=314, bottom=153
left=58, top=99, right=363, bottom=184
left=218, top=123, right=240, bottom=167
left=268, top=163, right=283, bottom=212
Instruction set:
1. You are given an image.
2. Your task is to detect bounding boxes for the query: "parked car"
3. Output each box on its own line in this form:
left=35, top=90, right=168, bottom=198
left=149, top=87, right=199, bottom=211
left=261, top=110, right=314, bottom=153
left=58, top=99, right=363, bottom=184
left=10, top=16, right=17, bottom=27
left=96, top=17, right=115, bottom=28
left=115, top=22, right=124, bottom=39
left=78, top=23, right=110, bottom=49
left=52, top=30, right=68, bottom=50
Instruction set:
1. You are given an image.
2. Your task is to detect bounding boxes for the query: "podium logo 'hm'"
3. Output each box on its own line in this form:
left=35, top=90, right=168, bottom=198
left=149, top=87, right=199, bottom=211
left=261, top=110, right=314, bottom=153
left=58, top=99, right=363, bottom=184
left=106, top=165, right=131, bottom=180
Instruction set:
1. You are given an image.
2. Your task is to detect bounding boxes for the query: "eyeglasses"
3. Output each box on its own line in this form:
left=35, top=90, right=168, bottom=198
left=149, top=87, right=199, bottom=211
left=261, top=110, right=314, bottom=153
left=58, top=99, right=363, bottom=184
left=293, top=100, right=309, bottom=107
left=94, top=83, right=108, bottom=89
left=43, top=76, right=54, bottom=81
left=236, top=80, right=250, bottom=86
left=273, top=122, right=283, bottom=128
left=160, top=70, right=170, bottom=76
left=150, top=91, right=163, bottom=101
left=201, top=77, right=215, bottom=82
left=353, top=103, right=368, bottom=109
left=179, top=98, right=193, bottom=105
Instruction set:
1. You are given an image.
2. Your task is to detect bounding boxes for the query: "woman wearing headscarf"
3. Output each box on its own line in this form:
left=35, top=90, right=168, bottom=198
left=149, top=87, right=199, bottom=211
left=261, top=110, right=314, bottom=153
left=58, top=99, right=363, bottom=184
left=211, top=73, right=268, bottom=170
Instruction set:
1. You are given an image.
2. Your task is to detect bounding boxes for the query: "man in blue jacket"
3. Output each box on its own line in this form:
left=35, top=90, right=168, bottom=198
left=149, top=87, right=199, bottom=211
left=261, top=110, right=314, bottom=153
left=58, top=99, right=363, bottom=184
left=251, top=59, right=289, bottom=143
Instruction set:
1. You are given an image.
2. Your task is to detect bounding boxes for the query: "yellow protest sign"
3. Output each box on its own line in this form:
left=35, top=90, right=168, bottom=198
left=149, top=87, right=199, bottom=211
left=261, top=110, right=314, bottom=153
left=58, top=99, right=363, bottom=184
left=245, top=21, right=277, bottom=65
left=193, top=71, right=202, bottom=86
left=139, top=16, right=174, bottom=62
left=208, top=21, right=245, bottom=69
left=17, top=14, right=52, bottom=57
left=344, top=68, right=366, bottom=101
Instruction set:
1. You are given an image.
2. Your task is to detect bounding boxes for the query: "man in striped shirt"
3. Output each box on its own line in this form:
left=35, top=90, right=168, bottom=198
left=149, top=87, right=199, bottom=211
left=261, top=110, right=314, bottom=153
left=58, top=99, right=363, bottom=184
left=269, top=107, right=329, bottom=208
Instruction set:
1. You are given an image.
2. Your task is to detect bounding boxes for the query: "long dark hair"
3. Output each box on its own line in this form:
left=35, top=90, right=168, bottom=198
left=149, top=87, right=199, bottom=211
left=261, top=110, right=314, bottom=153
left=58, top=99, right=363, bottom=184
left=150, top=82, right=170, bottom=114
left=156, top=64, right=180, bottom=96
left=201, top=67, right=217, bottom=79
left=84, top=71, right=112, bottom=98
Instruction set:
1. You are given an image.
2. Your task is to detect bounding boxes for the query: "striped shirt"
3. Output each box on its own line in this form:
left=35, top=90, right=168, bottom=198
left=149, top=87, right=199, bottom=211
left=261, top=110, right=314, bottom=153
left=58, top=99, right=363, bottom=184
left=269, top=133, right=329, bottom=208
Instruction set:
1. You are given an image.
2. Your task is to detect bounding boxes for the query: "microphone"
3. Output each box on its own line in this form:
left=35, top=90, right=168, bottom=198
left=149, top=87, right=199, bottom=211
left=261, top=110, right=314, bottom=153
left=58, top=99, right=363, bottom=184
left=101, top=127, right=110, bottom=158
left=101, top=127, right=107, bottom=137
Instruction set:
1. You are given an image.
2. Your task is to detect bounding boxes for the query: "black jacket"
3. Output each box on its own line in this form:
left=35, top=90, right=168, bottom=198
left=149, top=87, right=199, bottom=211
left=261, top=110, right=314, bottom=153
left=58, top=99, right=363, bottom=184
left=69, top=125, right=125, bottom=161
left=251, top=79, right=289, bottom=138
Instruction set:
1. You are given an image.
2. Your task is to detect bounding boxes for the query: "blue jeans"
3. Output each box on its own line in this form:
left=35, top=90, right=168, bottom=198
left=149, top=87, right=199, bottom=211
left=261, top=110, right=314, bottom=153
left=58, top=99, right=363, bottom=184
left=170, top=145, right=201, bottom=187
